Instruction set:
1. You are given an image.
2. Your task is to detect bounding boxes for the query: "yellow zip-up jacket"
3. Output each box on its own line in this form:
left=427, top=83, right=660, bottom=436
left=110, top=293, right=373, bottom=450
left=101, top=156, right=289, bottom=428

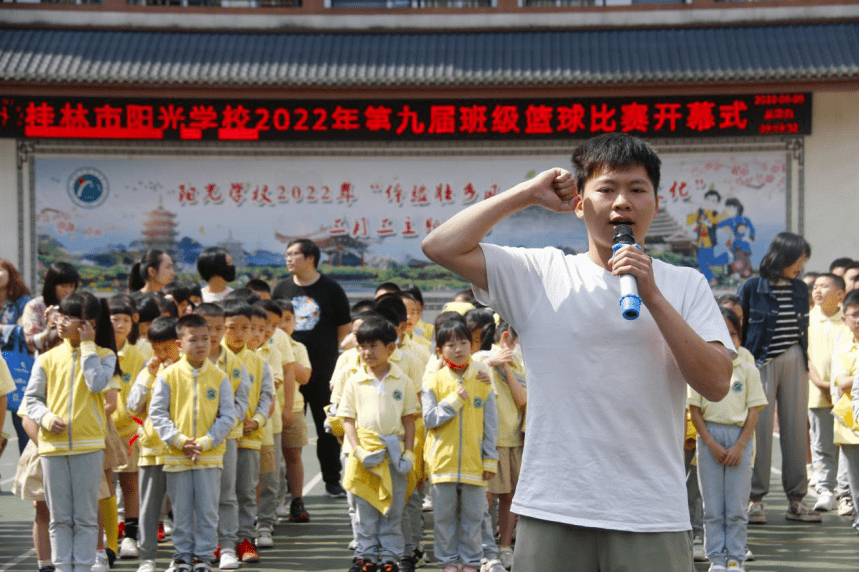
left=127, top=366, right=167, bottom=466
left=113, top=342, right=148, bottom=439
left=422, top=360, right=498, bottom=487
left=215, top=346, right=251, bottom=441
left=149, top=356, right=236, bottom=471
left=25, top=339, right=118, bottom=456
left=229, top=344, right=273, bottom=451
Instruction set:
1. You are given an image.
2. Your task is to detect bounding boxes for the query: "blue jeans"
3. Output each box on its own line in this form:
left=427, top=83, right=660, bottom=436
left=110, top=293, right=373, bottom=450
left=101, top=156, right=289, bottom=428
left=698, top=422, right=753, bottom=566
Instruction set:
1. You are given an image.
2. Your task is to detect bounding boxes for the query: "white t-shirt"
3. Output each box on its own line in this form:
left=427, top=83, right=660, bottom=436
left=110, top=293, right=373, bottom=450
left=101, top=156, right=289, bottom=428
left=474, top=243, right=734, bottom=533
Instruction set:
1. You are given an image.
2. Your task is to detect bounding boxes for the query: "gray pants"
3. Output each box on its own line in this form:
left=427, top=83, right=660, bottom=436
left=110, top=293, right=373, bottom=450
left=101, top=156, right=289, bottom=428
left=480, top=491, right=499, bottom=560
left=837, top=448, right=852, bottom=498
left=513, top=516, right=693, bottom=572
left=401, top=488, right=424, bottom=557
left=166, top=467, right=221, bottom=564
left=42, top=450, right=104, bottom=572
left=431, top=482, right=484, bottom=568
left=840, top=444, right=859, bottom=527
left=138, top=464, right=167, bottom=560
left=218, top=439, right=239, bottom=550
left=257, top=454, right=279, bottom=532
left=751, top=344, right=808, bottom=502
left=236, top=447, right=260, bottom=540
left=685, top=447, right=704, bottom=540
left=354, top=462, right=407, bottom=564
left=808, top=407, right=839, bottom=493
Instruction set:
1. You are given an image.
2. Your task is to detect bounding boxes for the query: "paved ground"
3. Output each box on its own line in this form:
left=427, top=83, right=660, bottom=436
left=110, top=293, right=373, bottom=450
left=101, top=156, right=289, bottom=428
left=2, top=414, right=859, bottom=572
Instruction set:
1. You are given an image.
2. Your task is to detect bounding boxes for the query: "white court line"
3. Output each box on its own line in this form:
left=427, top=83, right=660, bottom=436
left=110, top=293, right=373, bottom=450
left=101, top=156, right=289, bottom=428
left=0, top=548, right=36, bottom=572
left=303, top=471, right=323, bottom=497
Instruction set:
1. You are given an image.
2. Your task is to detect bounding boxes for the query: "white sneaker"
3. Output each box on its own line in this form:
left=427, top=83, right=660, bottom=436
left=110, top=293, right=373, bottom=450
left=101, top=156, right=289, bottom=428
left=162, top=517, right=174, bottom=536
left=91, top=551, right=110, bottom=572
left=255, top=529, right=273, bottom=548
left=726, top=560, right=746, bottom=572
left=421, top=495, right=433, bottom=512
left=839, top=496, right=855, bottom=516
left=218, top=550, right=240, bottom=571
left=120, top=537, right=140, bottom=559
left=786, top=499, right=822, bottom=522
left=499, top=547, right=514, bottom=570
left=693, top=540, right=707, bottom=562
left=708, top=564, right=727, bottom=572
left=815, top=489, right=838, bottom=512
left=275, top=502, right=290, bottom=519
left=137, top=560, right=157, bottom=572
left=480, top=558, right=505, bottom=572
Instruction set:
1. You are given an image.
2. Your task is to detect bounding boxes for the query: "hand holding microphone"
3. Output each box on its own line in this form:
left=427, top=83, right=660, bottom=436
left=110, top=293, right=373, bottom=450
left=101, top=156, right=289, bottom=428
left=611, top=224, right=642, bottom=321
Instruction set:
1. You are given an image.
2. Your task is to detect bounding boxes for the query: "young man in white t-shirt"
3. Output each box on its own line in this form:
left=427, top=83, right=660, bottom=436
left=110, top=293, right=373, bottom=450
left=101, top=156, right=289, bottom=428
left=422, top=132, right=735, bottom=571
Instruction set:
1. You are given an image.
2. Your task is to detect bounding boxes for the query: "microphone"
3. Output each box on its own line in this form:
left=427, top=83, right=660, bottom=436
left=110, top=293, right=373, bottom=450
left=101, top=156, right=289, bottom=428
left=611, top=224, right=641, bottom=321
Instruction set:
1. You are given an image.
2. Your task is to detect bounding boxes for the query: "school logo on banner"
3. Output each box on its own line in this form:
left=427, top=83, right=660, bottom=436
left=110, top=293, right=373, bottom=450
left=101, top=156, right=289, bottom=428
left=67, top=168, right=109, bottom=208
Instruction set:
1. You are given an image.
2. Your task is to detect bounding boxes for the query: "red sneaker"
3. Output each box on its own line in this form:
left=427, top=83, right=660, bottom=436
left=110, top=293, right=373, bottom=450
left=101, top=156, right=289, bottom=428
left=213, top=546, right=220, bottom=561
left=157, top=522, right=166, bottom=543
left=236, top=538, right=259, bottom=563
left=118, top=521, right=126, bottom=539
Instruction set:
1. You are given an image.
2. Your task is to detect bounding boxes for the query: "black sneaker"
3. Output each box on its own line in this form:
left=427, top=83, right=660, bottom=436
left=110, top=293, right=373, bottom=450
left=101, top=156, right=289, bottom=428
left=38, top=566, right=56, bottom=572
left=398, top=555, right=417, bottom=572
left=289, top=497, right=310, bottom=522
left=379, top=562, right=399, bottom=572
left=348, top=558, right=378, bottom=572
left=412, top=546, right=425, bottom=567
left=325, top=482, right=348, bottom=499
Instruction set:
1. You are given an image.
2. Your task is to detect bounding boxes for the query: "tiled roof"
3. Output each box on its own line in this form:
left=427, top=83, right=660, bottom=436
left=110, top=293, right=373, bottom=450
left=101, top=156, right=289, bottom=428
left=0, top=23, right=857, bottom=88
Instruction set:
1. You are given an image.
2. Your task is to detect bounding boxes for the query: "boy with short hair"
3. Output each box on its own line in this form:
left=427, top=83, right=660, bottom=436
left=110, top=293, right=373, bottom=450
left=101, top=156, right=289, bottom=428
left=341, top=316, right=419, bottom=572
left=247, top=304, right=283, bottom=547
left=832, top=290, right=859, bottom=531
left=807, top=273, right=849, bottom=512
left=148, top=314, right=236, bottom=572
left=273, top=299, right=312, bottom=523
left=192, top=304, right=249, bottom=571
left=422, top=132, right=733, bottom=571
left=127, top=316, right=179, bottom=572
left=222, top=300, right=274, bottom=563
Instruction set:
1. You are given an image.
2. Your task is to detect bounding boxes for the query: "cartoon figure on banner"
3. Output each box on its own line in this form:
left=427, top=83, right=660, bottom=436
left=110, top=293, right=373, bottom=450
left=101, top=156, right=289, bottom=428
left=717, top=197, right=756, bottom=279
left=686, top=184, right=732, bottom=284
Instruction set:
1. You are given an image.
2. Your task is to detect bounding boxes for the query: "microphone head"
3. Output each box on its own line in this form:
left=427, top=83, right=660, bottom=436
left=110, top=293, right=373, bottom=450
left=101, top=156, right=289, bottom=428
left=612, top=224, right=635, bottom=246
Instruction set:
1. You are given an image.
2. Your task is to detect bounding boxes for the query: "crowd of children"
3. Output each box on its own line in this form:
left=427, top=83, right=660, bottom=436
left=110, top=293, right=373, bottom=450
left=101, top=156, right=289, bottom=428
left=8, top=250, right=530, bottom=572
left=9, top=242, right=859, bottom=572
left=682, top=253, right=859, bottom=572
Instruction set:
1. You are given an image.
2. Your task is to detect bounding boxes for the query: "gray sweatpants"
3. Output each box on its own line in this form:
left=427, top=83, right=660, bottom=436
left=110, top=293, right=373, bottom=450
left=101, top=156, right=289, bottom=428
left=840, top=444, right=859, bottom=528
left=431, top=482, right=484, bottom=568
left=138, top=464, right=167, bottom=560
left=354, top=461, right=407, bottom=564
left=808, top=407, right=839, bottom=493
left=42, top=450, right=104, bottom=572
left=236, top=447, right=260, bottom=540
left=401, top=488, right=424, bottom=557
left=751, top=344, right=808, bottom=502
left=218, top=439, right=239, bottom=550
left=257, top=448, right=279, bottom=532
left=166, top=467, right=221, bottom=564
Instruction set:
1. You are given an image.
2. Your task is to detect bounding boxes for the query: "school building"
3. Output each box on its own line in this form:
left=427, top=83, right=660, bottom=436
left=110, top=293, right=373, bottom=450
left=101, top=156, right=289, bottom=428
left=0, top=0, right=857, bottom=288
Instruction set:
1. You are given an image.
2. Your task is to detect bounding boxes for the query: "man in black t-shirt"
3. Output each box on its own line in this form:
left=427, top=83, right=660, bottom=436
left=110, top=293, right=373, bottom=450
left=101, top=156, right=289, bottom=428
left=272, top=239, right=351, bottom=497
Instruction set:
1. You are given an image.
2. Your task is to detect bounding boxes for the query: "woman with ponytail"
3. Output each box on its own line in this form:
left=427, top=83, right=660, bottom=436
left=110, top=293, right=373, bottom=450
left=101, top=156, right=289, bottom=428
left=129, top=251, right=175, bottom=294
